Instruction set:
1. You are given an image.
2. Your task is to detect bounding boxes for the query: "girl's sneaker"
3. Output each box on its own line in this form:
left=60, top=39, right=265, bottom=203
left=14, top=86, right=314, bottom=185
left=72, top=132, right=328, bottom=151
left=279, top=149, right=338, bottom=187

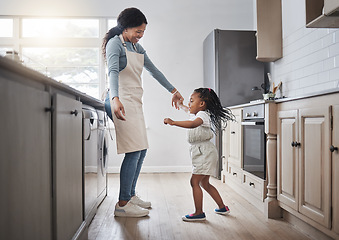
left=182, top=212, right=206, bottom=222
left=214, top=205, right=230, bottom=215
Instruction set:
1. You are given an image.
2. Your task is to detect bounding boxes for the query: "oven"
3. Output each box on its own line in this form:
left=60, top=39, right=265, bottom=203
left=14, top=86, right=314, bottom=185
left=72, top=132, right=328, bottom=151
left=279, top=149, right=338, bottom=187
left=241, top=104, right=266, bottom=180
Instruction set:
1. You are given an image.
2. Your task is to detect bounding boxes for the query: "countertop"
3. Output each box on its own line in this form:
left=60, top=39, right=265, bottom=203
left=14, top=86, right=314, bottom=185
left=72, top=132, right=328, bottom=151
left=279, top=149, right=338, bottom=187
left=227, top=87, right=339, bottom=109
left=0, top=56, right=104, bottom=110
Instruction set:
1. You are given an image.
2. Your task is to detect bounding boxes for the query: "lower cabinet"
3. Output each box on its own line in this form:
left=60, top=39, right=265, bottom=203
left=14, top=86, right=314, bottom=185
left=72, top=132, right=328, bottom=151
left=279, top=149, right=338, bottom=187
left=277, top=105, right=331, bottom=228
left=277, top=97, right=339, bottom=238
left=53, top=93, right=83, bottom=240
left=227, top=108, right=242, bottom=168
left=0, top=79, right=52, bottom=240
left=277, top=110, right=299, bottom=210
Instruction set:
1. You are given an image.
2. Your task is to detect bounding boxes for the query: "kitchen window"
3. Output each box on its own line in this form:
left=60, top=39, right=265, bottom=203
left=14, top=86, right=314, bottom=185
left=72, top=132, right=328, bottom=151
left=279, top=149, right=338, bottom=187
left=0, top=17, right=116, bottom=99
left=0, top=19, right=13, bottom=37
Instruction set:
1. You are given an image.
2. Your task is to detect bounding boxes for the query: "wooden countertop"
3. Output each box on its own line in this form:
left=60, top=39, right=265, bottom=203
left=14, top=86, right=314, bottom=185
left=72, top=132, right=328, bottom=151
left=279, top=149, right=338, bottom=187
left=226, top=87, right=339, bottom=109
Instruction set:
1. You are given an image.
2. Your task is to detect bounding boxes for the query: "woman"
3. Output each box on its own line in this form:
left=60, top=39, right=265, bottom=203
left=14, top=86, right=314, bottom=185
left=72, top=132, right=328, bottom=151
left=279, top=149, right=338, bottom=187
left=102, top=7, right=183, bottom=218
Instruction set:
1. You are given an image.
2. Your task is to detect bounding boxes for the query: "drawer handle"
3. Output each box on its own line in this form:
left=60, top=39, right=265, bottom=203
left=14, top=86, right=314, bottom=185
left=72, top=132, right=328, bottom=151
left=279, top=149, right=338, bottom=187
left=233, top=172, right=237, bottom=176
left=231, top=131, right=236, bottom=134
left=249, top=182, right=255, bottom=187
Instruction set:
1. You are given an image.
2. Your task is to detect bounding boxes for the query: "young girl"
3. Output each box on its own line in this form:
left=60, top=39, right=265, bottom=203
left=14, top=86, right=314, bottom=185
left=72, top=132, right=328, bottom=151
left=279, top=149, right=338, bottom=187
left=164, top=88, right=235, bottom=222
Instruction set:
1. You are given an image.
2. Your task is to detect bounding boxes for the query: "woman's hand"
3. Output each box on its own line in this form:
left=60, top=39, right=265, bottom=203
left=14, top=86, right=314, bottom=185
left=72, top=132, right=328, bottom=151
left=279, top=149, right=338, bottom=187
left=171, top=90, right=184, bottom=110
left=164, top=118, right=174, bottom=125
left=112, top=97, right=126, bottom=121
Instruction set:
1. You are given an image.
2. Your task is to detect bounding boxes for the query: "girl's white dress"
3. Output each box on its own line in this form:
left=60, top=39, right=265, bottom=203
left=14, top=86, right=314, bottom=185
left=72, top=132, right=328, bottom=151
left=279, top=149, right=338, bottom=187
left=187, top=111, right=218, bottom=175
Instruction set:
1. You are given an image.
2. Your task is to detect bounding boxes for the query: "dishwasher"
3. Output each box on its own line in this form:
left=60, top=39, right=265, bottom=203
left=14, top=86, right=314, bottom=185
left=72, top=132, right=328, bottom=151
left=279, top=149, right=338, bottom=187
left=82, top=105, right=98, bottom=223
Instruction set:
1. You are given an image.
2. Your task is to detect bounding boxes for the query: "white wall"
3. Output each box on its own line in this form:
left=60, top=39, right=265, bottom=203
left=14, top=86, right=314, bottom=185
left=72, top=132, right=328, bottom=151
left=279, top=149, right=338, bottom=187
left=0, top=0, right=256, bottom=172
left=272, top=0, right=339, bottom=98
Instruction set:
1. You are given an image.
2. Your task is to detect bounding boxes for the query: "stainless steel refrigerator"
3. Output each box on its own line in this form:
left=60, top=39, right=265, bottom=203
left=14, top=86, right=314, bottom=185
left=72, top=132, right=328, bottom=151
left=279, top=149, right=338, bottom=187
left=203, top=29, right=267, bottom=179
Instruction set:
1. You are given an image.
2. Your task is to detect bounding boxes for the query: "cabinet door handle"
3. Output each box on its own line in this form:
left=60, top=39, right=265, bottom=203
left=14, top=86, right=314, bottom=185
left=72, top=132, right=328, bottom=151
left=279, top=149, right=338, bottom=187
left=249, top=182, right=255, bottom=186
left=291, top=141, right=301, bottom=147
left=231, top=131, right=236, bottom=134
left=233, top=172, right=237, bottom=176
left=330, top=145, right=338, bottom=152
left=45, top=107, right=54, bottom=113
left=70, top=109, right=78, bottom=116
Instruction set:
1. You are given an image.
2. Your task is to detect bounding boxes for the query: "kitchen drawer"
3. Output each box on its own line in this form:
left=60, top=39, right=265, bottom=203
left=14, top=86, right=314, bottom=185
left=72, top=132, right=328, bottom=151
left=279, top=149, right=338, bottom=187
left=242, top=171, right=266, bottom=201
left=226, top=164, right=242, bottom=184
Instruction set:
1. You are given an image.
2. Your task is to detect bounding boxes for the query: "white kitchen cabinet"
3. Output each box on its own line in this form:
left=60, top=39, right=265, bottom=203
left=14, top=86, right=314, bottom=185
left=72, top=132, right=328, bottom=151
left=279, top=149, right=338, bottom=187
left=332, top=105, right=339, bottom=234
left=0, top=78, right=52, bottom=240
left=298, top=107, right=331, bottom=228
left=277, top=104, right=331, bottom=228
left=256, top=0, right=282, bottom=62
left=227, top=108, right=242, bottom=168
left=53, top=93, right=83, bottom=240
left=222, top=107, right=242, bottom=181
left=306, top=0, right=339, bottom=28
left=277, top=110, right=299, bottom=211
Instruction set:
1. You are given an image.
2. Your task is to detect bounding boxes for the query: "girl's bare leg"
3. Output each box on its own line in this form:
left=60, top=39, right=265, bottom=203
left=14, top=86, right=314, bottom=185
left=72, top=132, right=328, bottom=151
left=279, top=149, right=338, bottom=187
left=190, top=174, right=205, bottom=215
left=200, top=175, right=225, bottom=209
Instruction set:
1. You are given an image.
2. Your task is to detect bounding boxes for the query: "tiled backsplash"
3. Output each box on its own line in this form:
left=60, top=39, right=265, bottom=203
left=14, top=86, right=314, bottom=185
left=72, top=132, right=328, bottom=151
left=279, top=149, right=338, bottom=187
left=272, top=2, right=339, bottom=99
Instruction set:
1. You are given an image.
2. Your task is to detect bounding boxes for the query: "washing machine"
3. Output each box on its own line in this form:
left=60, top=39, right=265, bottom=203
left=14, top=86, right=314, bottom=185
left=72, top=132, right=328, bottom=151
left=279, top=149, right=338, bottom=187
left=96, top=109, right=109, bottom=205
left=82, top=105, right=98, bottom=222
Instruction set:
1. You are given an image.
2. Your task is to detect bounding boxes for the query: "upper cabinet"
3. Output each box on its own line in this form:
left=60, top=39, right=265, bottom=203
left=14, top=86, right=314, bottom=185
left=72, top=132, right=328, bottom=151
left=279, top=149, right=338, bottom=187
left=306, top=0, right=339, bottom=28
left=256, top=0, right=283, bottom=62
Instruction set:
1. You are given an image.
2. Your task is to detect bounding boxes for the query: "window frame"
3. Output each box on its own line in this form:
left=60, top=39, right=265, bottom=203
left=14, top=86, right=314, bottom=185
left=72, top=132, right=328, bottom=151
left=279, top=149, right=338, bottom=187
left=0, top=16, right=113, bottom=100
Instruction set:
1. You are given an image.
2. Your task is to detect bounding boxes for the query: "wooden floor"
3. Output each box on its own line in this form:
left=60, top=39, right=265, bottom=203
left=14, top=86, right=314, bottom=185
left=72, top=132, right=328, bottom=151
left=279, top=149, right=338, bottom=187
left=88, top=173, right=313, bottom=240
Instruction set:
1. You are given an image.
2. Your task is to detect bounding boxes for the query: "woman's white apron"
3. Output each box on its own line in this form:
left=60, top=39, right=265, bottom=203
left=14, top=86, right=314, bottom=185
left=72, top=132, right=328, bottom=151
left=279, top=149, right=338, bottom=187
left=110, top=35, right=148, bottom=154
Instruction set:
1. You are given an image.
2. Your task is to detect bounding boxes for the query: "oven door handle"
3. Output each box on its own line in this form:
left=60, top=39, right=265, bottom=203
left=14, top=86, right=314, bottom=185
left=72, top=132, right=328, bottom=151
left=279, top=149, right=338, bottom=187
left=241, top=121, right=264, bottom=126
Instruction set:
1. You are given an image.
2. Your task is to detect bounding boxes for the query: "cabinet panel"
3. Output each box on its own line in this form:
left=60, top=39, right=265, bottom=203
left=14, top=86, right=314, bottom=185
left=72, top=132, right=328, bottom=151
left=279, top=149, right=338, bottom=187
left=298, top=107, right=331, bottom=228
left=0, top=79, right=52, bottom=240
left=256, top=0, right=282, bottom=62
left=228, top=109, right=242, bottom=168
left=277, top=110, right=298, bottom=210
left=333, top=105, right=339, bottom=234
left=53, top=94, right=83, bottom=240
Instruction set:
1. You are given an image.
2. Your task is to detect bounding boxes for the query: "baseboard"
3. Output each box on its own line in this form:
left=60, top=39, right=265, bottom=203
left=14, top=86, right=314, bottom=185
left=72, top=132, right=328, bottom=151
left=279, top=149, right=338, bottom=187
left=107, top=166, right=192, bottom=173
left=85, top=166, right=96, bottom=173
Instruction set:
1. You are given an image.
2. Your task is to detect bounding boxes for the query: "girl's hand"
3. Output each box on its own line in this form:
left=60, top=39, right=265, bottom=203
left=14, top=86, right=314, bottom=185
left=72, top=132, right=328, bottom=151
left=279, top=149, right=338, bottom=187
left=112, top=97, right=126, bottom=121
left=164, top=118, right=174, bottom=125
left=171, top=90, right=184, bottom=110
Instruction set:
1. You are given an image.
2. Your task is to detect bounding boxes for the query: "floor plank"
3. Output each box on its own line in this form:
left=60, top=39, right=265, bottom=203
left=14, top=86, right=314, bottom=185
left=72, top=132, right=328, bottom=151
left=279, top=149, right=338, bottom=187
left=88, top=173, right=312, bottom=240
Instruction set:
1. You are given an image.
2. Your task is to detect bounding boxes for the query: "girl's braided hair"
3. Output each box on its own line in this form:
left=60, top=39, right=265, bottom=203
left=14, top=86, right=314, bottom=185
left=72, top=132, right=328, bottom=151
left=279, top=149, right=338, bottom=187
left=194, top=88, right=235, bottom=132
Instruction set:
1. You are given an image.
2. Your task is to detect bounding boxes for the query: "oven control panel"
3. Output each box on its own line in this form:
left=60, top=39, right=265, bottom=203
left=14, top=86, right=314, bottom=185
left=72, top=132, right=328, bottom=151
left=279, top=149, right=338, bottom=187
left=242, top=104, right=265, bottom=120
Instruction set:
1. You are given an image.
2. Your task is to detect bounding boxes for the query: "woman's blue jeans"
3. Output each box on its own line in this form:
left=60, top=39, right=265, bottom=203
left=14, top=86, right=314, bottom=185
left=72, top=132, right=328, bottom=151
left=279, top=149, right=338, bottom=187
left=104, top=92, right=147, bottom=201
left=119, top=149, right=147, bottom=201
